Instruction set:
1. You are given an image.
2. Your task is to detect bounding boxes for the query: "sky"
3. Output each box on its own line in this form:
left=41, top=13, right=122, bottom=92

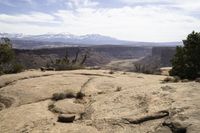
left=0, top=0, right=199, bottom=42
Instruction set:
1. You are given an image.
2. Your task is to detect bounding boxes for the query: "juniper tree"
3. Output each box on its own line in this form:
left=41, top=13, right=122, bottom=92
left=170, top=31, right=200, bottom=79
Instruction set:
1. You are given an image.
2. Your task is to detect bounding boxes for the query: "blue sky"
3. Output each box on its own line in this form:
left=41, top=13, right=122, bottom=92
left=0, top=0, right=199, bottom=42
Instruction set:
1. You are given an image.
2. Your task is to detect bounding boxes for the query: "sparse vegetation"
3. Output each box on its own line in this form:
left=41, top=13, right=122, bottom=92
left=52, top=90, right=85, bottom=101
left=170, top=31, right=200, bottom=80
left=76, top=91, right=85, bottom=99
left=52, top=91, right=76, bottom=101
left=109, top=70, right=114, bottom=74
left=134, top=63, right=158, bottom=74
left=181, top=79, right=190, bottom=83
left=47, top=48, right=90, bottom=71
left=161, top=85, right=173, bottom=91
left=115, top=86, right=122, bottom=92
left=52, top=93, right=67, bottom=101
left=48, top=103, right=55, bottom=112
left=162, top=76, right=180, bottom=83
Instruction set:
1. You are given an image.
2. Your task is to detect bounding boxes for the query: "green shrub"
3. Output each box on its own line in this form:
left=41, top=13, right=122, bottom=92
left=9, top=63, right=24, bottom=74
left=0, top=38, right=24, bottom=75
left=0, top=38, right=14, bottom=64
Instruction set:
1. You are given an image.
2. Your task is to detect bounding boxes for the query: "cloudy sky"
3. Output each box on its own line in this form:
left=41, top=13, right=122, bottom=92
left=0, top=0, right=199, bottom=42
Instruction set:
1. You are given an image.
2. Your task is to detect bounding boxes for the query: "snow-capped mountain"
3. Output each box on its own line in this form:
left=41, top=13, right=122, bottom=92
left=0, top=33, right=128, bottom=45
left=0, top=32, right=182, bottom=49
left=0, top=33, right=25, bottom=38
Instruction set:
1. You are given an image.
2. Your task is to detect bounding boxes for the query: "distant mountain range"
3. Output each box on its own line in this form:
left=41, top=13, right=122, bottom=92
left=0, top=33, right=182, bottom=49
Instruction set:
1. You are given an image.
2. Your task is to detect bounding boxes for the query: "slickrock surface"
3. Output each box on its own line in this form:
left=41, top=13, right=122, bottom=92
left=0, top=70, right=199, bottom=133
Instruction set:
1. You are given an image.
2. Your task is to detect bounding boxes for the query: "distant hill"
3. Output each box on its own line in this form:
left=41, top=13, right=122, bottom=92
left=0, top=33, right=182, bottom=49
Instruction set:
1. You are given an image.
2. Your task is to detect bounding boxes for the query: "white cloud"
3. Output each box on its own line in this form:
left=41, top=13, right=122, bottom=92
left=53, top=6, right=200, bottom=41
left=64, top=0, right=99, bottom=9
left=0, top=2, right=200, bottom=42
left=119, top=0, right=169, bottom=4
left=0, top=12, right=58, bottom=24
left=0, top=0, right=34, bottom=6
left=45, top=0, right=99, bottom=9
left=120, top=0, right=200, bottom=12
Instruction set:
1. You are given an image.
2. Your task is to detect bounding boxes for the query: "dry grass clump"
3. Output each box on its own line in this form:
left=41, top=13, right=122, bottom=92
left=109, top=70, right=114, bottom=74
left=115, top=86, right=122, bottom=92
left=52, top=90, right=85, bottom=101
left=122, top=72, right=126, bottom=75
left=48, top=103, right=56, bottom=112
left=52, top=91, right=76, bottom=101
left=161, top=85, right=172, bottom=89
left=181, top=79, right=190, bottom=83
left=52, top=93, right=67, bottom=101
left=76, top=91, right=85, bottom=99
left=162, top=76, right=180, bottom=83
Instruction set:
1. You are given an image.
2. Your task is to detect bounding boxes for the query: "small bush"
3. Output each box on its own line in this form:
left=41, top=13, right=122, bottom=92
left=76, top=91, right=85, bottom=99
left=52, top=93, right=66, bottom=101
left=162, top=76, right=180, bottom=83
left=161, top=85, right=173, bottom=91
left=9, top=63, right=24, bottom=73
left=0, top=38, right=24, bottom=75
left=1, top=62, right=24, bottom=74
left=115, top=86, right=122, bottom=92
left=109, top=70, right=114, bottom=74
left=65, top=92, right=76, bottom=98
left=52, top=90, right=84, bottom=101
left=48, top=103, right=55, bottom=111
left=173, top=76, right=181, bottom=82
left=163, top=77, right=173, bottom=83
left=181, top=79, right=190, bottom=83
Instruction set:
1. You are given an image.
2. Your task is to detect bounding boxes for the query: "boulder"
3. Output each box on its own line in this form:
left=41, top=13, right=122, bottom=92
left=52, top=99, right=85, bottom=114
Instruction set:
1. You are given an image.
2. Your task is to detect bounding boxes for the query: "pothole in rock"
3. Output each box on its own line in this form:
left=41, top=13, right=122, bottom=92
left=48, top=99, right=86, bottom=123
left=0, top=95, right=15, bottom=111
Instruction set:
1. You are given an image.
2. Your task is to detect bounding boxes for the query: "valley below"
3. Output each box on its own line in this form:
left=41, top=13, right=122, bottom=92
left=0, top=69, right=200, bottom=133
